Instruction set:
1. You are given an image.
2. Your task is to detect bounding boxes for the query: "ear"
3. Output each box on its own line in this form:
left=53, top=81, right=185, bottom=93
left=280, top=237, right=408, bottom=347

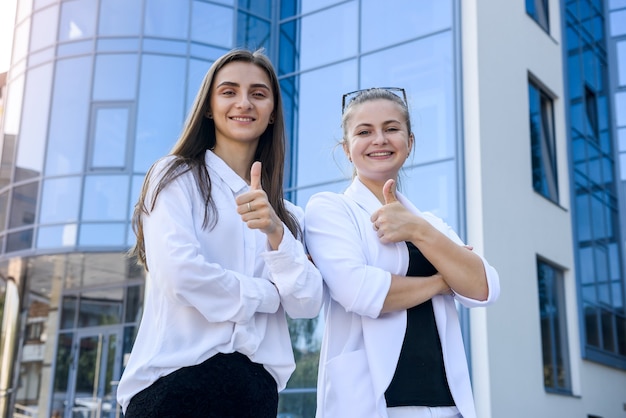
left=343, top=141, right=352, bottom=162
left=205, top=110, right=213, bottom=119
left=269, top=113, right=275, bottom=124
left=407, top=132, right=414, bottom=155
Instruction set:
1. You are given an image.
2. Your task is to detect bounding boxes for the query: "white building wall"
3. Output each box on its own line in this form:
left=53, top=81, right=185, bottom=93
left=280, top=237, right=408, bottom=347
left=463, top=0, right=626, bottom=417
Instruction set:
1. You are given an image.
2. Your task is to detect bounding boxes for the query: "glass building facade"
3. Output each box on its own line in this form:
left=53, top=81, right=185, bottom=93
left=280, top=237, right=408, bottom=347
left=0, top=0, right=624, bottom=417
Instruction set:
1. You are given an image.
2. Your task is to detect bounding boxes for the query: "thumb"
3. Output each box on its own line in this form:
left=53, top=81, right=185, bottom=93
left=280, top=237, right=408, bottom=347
left=382, top=179, right=397, bottom=205
left=250, top=161, right=262, bottom=190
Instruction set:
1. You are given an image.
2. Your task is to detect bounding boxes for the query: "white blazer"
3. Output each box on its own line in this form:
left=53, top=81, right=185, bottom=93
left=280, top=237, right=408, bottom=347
left=304, top=178, right=500, bottom=418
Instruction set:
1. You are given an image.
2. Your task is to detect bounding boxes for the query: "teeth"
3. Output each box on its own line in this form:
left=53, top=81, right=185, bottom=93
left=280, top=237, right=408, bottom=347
left=369, top=152, right=391, bottom=157
left=231, top=117, right=254, bottom=122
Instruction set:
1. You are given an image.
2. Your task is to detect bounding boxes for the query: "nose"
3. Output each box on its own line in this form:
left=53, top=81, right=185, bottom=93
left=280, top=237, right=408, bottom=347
left=236, top=94, right=252, bottom=109
left=372, top=129, right=388, bottom=145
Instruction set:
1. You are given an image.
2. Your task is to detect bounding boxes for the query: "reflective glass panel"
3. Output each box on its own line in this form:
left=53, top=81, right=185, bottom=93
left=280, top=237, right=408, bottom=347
left=125, top=285, right=144, bottom=323
left=12, top=20, right=30, bottom=63
left=40, top=177, right=81, bottom=223
left=15, top=63, right=53, bottom=182
left=93, top=54, right=138, bottom=101
left=237, top=12, right=270, bottom=50
left=83, top=253, right=130, bottom=287
left=300, top=0, right=343, bottom=14
left=92, top=107, right=130, bottom=168
left=58, top=0, right=97, bottom=41
left=187, top=59, right=213, bottom=113
left=30, top=5, right=59, bottom=52
left=46, top=57, right=91, bottom=176
left=361, top=34, right=456, bottom=165
left=79, top=223, right=126, bottom=247
left=37, top=224, right=78, bottom=248
left=6, top=229, right=34, bottom=252
left=238, top=0, right=270, bottom=17
left=295, top=61, right=357, bottom=189
left=99, top=0, right=141, bottom=36
left=144, top=0, right=190, bottom=38
left=82, top=176, right=129, bottom=221
left=134, top=55, right=186, bottom=172
left=3, top=74, right=25, bottom=135
left=298, top=2, right=358, bottom=71
left=0, top=191, right=9, bottom=232
left=361, top=0, right=452, bottom=52
left=191, top=2, right=234, bottom=47
left=78, top=289, right=123, bottom=327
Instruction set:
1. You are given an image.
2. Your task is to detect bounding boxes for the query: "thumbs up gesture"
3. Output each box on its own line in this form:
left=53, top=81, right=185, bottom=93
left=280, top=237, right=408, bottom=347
left=370, top=179, right=416, bottom=244
left=236, top=161, right=284, bottom=249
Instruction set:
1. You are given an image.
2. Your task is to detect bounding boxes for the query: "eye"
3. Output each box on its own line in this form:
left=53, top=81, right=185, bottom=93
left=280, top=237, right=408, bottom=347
left=356, top=129, right=371, bottom=136
left=252, top=90, right=268, bottom=98
left=386, top=126, right=400, bottom=132
left=220, top=89, right=236, bottom=96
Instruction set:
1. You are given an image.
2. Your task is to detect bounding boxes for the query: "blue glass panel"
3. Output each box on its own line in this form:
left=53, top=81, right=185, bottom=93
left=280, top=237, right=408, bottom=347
left=299, top=2, right=358, bottom=71
left=609, top=0, right=626, bottom=8
left=361, top=34, right=455, bottom=164
left=238, top=0, right=271, bottom=18
left=280, top=0, right=298, bottom=19
left=362, top=0, right=452, bottom=52
left=99, top=0, right=141, bottom=36
left=59, top=0, right=97, bottom=41
left=237, top=12, right=271, bottom=50
left=46, top=56, right=91, bottom=176
left=82, top=176, right=129, bottom=221
left=402, top=161, right=458, bottom=232
left=97, top=38, right=141, bottom=52
left=187, top=59, right=214, bottom=114
left=8, top=182, right=38, bottom=228
left=34, top=0, right=55, bottom=7
left=40, top=177, right=81, bottom=223
left=134, top=55, right=186, bottom=172
left=30, top=5, right=59, bottom=52
left=301, top=0, right=344, bottom=14
left=144, top=0, right=189, bottom=38
left=142, top=38, right=187, bottom=54
left=617, top=41, right=626, bottom=87
left=92, top=107, right=129, bottom=168
left=295, top=61, right=357, bottom=189
left=37, top=224, right=78, bottom=248
left=129, top=175, right=144, bottom=219
left=93, top=54, right=138, bottom=101
left=294, top=180, right=350, bottom=209
left=189, top=43, right=228, bottom=61
left=576, top=193, right=592, bottom=241
left=28, top=47, right=54, bottom=67
left=615, top=92, right=626, bottom=126
left=12, top=22, right=29, bottom=63
left=0, top=191, right=8, bottom=232
left=57, top=40, right=93, bottom=57
left=191, top=2, right=233, bottom=47
left=16, top=63, right=53, bottom=181
left=609, top=10, right=626, bottom=36
left=279, top=20, right=299, bottom=76
left=79, top=223, right=126, bottom=246
left=567, top=54, right=582, bottom=100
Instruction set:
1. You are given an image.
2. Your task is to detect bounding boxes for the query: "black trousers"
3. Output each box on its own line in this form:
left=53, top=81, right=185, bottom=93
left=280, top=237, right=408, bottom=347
left=124, top=352, right=278, bottom=418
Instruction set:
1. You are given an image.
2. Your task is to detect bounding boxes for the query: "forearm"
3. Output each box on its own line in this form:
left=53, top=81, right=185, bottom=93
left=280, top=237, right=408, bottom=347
left=381, top=273, right=448, bottom=314
left=411, top=225, right=489, bottom=301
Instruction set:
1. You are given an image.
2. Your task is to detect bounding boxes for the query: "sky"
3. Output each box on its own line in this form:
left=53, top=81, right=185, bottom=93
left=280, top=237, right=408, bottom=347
left=0, top=0, right=18, bottom=73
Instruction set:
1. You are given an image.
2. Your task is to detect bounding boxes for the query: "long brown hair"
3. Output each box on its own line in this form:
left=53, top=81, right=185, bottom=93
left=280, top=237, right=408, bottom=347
left=130, top=48, right=300, bottom=268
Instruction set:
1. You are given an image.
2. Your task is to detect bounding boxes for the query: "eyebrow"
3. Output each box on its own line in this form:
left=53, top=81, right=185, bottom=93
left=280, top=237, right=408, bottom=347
left=215, top=81, right=271, bottom=90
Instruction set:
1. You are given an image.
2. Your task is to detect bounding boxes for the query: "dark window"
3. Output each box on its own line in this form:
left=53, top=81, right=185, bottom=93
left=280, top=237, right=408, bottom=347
left=529, top=81, right=559, bottom=202
left=537, top=259, right=571, bottom=392
left=526, top=0, right=549, bottom=32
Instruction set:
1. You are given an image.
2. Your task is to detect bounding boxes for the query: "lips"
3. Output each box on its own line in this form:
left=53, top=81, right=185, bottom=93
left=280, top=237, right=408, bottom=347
left=230, top=116, right=256, bottom=122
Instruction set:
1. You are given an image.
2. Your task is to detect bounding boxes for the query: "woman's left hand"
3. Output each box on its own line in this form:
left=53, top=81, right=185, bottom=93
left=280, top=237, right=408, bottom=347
left=236, top=161, right=284, bottom=250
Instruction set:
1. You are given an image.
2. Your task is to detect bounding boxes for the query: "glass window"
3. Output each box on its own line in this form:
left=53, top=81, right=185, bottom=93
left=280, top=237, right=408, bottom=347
left=238, top=0, right=270, bottom=18
left=191, top=2, right=233, bottom=47
left=91, top=106, right=131, bottom=169
left=37, top=224, right=78, bottom=248
left=57, top=39, right=93, bottom=56
left=361, top=34, right=456, bottom=165
left=298, top=2, right=358, bottom=71
left=616, top=92, right=626, bottom=127
left=98, top=0, right=141, bottom=36
left=187, top=59, right=213, bottom=114
left=3, top=73, right=25, bottom=136
left=294, top=61, right=357, bottom=190
left=300, top=0, right=343, bottom=15
left=30, top=5, right=59, bottom=52
left=361, top=0, right=451, bottom=52
left=15, top=63, right=53, bottom=182
left=82, top=175, right=129, bottom=222
left=79, top=223, right=126, bottom=246
left=46, top=57, right=91, bottom=176
left=526, top=0, right=550, bottom=32
left=134, top=55, right=186, bottom=172
left=6, top=229, right=34, bottom=252
left=58, top=0, right=98, bottom=41
left=93, top=54, right=138, bottom=101
left=528, top=81, right=559, bottom=202
left=97, top=38, right=140, bottom=52
left=78, top=288, right=123, bottom=327
left=142, top=38, right=187, bottom=55
left=40, top=177, right=81, bottom=223
left=237, top=12, right=271, bottom=50
left=144, top=0, right=190, bottom=39
left=609, top=10, right=626, bottom=36
left=12, top=20, right=31, bottom=63
left=8, top=182, right=39, bottom=229
left=537, top=259, right=571, bottom=392
left=0, top=191, right=9, bottom=232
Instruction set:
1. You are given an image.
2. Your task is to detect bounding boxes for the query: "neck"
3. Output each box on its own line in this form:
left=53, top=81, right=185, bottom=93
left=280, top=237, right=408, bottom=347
left=212, top=142, right=257, bottom=183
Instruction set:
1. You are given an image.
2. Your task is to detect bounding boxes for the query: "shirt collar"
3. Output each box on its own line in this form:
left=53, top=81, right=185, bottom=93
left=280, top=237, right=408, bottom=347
left=205, top=150, right=249, bottom=194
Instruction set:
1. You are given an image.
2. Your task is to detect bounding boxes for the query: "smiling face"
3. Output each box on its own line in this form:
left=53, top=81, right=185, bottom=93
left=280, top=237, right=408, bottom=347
left=209, top=61, right=275, bottom=152
left=344, top=98, right=413, bottom=189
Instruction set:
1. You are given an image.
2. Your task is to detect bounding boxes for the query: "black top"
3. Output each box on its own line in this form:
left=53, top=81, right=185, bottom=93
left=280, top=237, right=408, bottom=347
left=384, top=242, right=455, bottom=407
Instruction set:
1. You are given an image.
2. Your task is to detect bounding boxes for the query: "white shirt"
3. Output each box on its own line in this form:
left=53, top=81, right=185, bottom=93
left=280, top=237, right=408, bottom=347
left=304, top=178, right=500, bottom=418
left=117, top=150, right=324, bottom=412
